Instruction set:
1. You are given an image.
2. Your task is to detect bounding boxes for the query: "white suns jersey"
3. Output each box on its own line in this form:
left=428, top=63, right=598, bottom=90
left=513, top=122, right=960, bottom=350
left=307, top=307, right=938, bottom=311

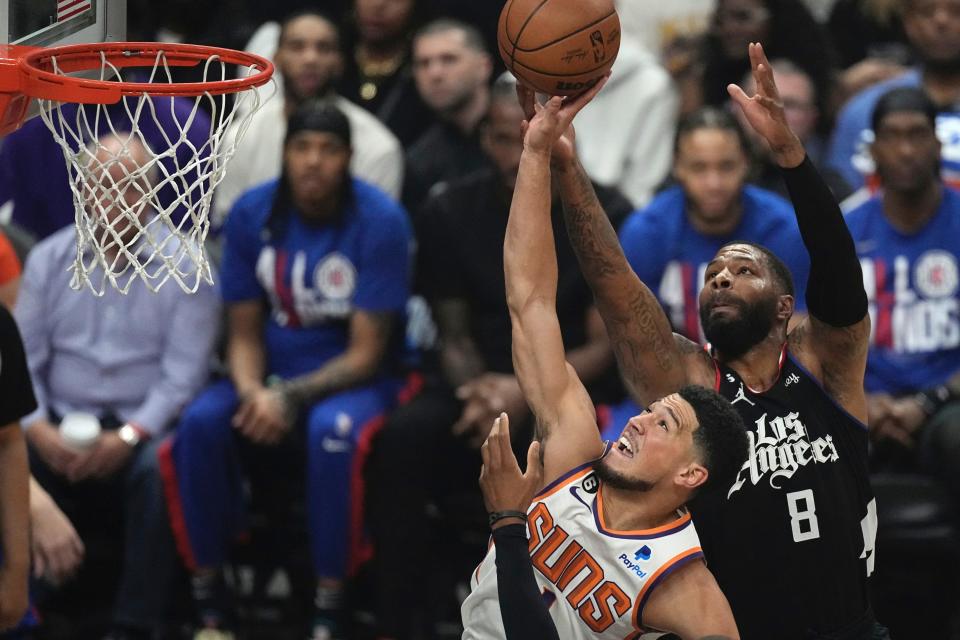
left=461, top=455, right=705, bottom=640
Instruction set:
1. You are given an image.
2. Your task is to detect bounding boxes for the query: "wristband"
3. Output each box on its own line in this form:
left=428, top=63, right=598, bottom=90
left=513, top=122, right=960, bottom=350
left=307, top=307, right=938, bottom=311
left=916, top=385, right=957, bottom=418
left=488, top=510, right=528, bottom=527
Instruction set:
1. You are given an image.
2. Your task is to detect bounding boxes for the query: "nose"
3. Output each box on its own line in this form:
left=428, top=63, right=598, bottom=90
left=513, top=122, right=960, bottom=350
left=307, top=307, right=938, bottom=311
left=711, top=267, right=733, bottom=289
left=628, top=416, right=646, bottom=435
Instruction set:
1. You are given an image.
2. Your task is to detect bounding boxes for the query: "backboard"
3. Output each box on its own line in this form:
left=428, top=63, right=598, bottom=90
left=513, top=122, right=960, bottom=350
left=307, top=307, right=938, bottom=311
left=2, top=0, right=125, bottom=47
left=0, top=0, right=125, bottom=123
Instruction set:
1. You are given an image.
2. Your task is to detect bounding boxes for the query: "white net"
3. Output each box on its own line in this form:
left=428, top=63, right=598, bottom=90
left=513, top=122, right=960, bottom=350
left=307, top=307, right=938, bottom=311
left=36, top=49, right=275, bottom=295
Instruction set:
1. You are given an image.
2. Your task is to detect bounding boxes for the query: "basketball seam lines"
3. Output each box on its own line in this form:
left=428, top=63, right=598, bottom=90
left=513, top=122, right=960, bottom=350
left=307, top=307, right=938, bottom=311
left=507, top=53, right=617, bottom=78
left=511, top=10, right=617, bottom=53
left=509, top=0, right=553, bottom=75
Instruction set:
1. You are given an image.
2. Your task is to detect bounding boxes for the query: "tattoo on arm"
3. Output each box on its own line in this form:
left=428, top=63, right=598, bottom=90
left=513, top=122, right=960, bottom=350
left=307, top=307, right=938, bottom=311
left=559, top=161, right=631, bottom=280
left=282, top=312, right=393, bottom=404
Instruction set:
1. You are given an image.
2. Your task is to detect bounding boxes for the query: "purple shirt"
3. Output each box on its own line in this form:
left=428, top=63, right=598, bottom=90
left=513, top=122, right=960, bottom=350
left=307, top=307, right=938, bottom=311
left=0, top=98, right=213, bottom=240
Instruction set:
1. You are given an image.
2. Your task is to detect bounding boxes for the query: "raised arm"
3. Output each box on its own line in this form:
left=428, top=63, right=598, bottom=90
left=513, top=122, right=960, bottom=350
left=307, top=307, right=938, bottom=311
left=515, top=83, right=698, bottom=406
left=729, top=43, right=870, bottom=422
left=505, top=96, right=604, bottom=482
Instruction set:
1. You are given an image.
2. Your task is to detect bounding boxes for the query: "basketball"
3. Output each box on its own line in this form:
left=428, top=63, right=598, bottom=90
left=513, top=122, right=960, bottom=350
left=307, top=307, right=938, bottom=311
left=497, top=0, right=620, bottom=96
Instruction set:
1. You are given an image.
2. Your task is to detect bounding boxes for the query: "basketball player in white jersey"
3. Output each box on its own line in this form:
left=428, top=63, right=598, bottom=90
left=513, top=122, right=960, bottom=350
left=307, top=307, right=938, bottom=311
left=459, top=85, right=747, bottom=640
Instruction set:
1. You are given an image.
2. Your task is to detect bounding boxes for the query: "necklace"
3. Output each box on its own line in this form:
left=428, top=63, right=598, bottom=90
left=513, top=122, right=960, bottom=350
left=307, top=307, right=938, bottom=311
left=356, top=46, right=406, bottom=102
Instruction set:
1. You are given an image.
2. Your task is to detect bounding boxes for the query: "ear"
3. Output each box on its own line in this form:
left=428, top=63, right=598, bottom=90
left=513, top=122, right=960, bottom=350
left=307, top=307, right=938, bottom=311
left=776, top=293, right=795, bottom=322
left=675, top=462, right=708, bottom=491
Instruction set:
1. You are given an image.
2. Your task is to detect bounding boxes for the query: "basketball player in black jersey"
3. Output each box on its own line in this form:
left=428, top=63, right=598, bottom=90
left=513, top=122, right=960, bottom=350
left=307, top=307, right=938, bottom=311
left=513, top=43, right=888, bottom=639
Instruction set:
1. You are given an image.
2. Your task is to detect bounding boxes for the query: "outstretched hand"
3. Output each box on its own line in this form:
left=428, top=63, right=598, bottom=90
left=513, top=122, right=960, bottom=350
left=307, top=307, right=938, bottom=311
left=727, top=42, right=805, bottom=168
left=479, top=413, right=543, bottom=529
left=515, top=75, right=609, bottom=163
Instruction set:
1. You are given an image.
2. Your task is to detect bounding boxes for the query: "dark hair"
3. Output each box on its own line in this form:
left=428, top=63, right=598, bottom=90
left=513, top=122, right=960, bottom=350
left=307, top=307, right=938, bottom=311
left=678, top=385, right=748, bottom=496
left=719, top=240, right=795, bottom=297
left=701, top=0, right=835, bottom=131
left=268, top=100, right=352, bottom=238
left=675, top=107, right=752, bottom=157
left=414, top=18, right=488, bottom=54
left=278, top=9, right=340, bottom=47
left=871, top=86, right=938, bottom=133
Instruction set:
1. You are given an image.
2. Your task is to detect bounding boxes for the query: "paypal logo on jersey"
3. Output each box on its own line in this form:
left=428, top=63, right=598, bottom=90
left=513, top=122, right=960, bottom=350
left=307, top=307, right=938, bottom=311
left=618, top=553, right=648, bottom=578
left=634, top=545, right=652, bottom=561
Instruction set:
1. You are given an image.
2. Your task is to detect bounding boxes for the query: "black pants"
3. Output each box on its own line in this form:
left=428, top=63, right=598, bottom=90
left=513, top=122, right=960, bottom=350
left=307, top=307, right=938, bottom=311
left=28, top=417, right=176, bottom=636
left=367, top=378, right=532, bottom=639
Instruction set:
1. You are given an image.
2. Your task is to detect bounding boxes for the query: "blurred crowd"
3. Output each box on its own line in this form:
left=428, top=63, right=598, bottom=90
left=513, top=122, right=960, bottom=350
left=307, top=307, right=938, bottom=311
left=0, top=0, right=959, bottom=639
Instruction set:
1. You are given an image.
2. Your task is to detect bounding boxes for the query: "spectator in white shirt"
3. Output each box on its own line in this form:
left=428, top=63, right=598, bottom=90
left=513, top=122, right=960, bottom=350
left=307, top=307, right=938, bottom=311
left=215, top=11, right=404, bottom=221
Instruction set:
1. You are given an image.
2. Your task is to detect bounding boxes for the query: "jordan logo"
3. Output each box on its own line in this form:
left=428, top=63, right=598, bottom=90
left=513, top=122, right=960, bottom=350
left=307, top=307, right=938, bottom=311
left=785, top=373, right=800, bottom=387
left=731, top=383, right=756, bottom=406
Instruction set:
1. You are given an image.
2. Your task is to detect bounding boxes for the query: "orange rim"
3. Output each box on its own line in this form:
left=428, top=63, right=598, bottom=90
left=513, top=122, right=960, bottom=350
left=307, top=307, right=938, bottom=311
left=18, top=41, right=274, bottom=103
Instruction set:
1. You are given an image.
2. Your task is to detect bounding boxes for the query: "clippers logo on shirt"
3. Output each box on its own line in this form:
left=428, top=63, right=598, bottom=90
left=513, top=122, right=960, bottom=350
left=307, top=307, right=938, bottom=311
left=256, top=247, right=358, bottom=327
left=861, top=251, right=960, bottom=354
left=728, top=410, right=840, bottom=499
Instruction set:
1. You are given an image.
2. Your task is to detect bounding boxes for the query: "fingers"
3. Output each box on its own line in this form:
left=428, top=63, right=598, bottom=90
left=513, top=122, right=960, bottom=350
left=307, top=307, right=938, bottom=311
left=516, top=81, right=536, bottom=119
left=494, top=412, right=515, bottom=467
left=524, top=440, right=543, bottom=483
left=487, top=414, right=504, bottom=469
left=727, top=83, right=750, bottom=108
left=562, top=72, right=610, bottom=115
left=750, top=43, right=779, bottom=100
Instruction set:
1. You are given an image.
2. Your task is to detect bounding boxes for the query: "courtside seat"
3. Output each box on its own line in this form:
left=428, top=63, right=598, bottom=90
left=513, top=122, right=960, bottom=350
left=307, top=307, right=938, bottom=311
left=870, top=472, right=960, bottom=638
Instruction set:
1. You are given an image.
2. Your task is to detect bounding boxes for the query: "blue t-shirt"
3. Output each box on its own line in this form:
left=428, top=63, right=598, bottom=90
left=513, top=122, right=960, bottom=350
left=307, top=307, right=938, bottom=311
left=220, top=178, right=412, bottom=378
left=846, top=188, right=960, bottom=394
left=619, top=185, right=810, bottom=341
left=827, top=69, right=960, bottom=192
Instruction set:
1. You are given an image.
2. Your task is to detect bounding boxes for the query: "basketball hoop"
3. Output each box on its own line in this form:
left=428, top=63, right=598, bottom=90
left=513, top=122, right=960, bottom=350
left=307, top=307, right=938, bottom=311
left=0, top=42, right=275, bottom=295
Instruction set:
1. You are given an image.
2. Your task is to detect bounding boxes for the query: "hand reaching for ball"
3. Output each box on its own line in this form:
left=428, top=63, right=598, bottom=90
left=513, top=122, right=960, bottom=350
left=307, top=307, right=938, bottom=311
left=515, top=74, right=609, bottom=162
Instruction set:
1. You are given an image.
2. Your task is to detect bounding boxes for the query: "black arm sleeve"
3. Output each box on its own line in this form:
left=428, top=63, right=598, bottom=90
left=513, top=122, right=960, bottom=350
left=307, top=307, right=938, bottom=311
left=493, top=524, right=561, bottom=640
left=782, top=156, right=868, bottom=327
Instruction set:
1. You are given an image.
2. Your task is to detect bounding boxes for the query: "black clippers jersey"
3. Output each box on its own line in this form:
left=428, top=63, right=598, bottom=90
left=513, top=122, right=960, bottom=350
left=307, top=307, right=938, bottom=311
left=690, top=347, right=877, bottom=640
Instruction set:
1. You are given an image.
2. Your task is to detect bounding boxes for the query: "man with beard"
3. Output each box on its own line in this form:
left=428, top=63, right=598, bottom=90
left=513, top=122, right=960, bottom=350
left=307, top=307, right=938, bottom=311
left=215, top=10, right=403, bottom=221
left=601, top=106, right=810, bottom=441
left=460, top=85, right=746, bottom=640
left=524, top=43, right=887, bottom=639
left=403, top=19, right=494, bottom=210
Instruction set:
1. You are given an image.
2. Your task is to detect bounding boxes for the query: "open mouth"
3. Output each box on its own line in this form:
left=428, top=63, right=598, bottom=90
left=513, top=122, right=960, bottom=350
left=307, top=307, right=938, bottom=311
left=616, top=425, right=639, bottom=459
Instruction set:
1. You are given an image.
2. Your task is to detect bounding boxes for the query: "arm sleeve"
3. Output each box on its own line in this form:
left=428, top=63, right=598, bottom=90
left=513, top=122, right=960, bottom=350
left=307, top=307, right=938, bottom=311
left=492, top=524, right=561, bottom=640
left=782, top=156, right=867, bottom=327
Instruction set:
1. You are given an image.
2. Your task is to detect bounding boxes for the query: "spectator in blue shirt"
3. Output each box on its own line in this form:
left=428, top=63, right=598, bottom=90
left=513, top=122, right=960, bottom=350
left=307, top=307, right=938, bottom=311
left=161, top=101, right=412, bottom=640
left=828, top=0, right=960, bottom=194
left=604, top=107, right=810, bottom=440
left=16, top=135, right=220, bottom=640
left=846, top=87, right=960, bottom=491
